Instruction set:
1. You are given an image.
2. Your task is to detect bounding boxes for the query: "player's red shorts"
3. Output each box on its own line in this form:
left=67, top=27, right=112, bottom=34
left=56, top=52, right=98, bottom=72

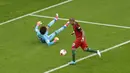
left=72, top=38, right=88, bottom=50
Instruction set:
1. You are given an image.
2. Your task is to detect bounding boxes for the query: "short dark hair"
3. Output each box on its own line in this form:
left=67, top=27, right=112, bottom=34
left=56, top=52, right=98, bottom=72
left=40, top=26, right=47, bottom=35
left=69, top=18, right=75, bottom=22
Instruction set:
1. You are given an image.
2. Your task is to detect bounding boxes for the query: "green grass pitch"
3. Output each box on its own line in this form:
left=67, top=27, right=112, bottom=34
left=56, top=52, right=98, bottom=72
left=0, top=0, right=130, bottom=73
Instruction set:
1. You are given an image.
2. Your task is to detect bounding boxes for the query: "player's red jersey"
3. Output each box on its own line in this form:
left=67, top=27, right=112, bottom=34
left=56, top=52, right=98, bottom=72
left=72, top=22, right=88, bottom=50
left=73, top=22, right=83, bottom=39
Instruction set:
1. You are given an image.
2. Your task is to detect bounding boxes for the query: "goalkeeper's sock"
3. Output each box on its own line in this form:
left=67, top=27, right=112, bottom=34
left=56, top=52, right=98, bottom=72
left=47, top=14, right=59, bottom=27
left=72, top=50, right=76, bottom=62
left=55, top=22, right=69, bottom=34
left=55, top=26, right=66, bottom=34
left=85, top=48, right=97, bottom=53
left=47, top=19, right=56, bottom=28
left=64, top=21, right=70, bottom=27
left=54, top=13, right=59, bottom=21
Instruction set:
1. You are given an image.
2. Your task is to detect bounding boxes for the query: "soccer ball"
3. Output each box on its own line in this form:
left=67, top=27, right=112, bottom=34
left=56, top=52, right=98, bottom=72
left=60, top=49, right=67, bottom=56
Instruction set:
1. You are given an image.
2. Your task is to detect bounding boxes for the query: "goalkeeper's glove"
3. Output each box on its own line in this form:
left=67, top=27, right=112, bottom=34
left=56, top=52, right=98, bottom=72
left=37, top=21, right=42, bottom=26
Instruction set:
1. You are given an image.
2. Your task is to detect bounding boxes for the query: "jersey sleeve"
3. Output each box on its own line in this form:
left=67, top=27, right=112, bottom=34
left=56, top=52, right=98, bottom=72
left=35, top=25, right=41, bottom=34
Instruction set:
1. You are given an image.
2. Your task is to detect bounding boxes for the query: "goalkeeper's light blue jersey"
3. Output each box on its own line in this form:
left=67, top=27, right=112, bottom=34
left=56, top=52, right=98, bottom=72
left=35, top=25, right=55, bottom=46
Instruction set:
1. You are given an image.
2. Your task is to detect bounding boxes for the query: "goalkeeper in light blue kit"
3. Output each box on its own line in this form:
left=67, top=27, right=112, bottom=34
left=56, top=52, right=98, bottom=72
left=35, top=14, right=69, bottom=46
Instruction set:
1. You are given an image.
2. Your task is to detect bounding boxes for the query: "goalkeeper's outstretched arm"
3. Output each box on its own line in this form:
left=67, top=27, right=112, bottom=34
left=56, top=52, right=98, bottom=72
left=35, top=25, right=39, bottom=33
left=35, top=21, right=42, bottom=34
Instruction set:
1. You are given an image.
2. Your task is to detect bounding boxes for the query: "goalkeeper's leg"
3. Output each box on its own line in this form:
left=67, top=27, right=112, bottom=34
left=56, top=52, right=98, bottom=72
left=55, top=22, right=69, bottom=34
left=48, top=25, right=67, bottom=41
left=48, top=32, right=56, bottom=41
left=47, top=13, right=58, bottom=28
left=49, top=22, right=69, bottom=41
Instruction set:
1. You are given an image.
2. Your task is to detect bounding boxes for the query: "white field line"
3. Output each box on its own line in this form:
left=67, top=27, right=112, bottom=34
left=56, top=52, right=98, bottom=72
left=29, top=14, right=130, bottom=29
left=0, top=0, right=73, bottom=25
left=44, top=40, right=130, bottom=73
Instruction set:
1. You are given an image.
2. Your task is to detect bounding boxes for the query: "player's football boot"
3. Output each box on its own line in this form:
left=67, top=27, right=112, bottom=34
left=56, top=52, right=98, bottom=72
left=69, top=61, right=76, bottom=65
left=54, top=13, right=59, bottom=21
left=97, top=50, right=101, bottom=57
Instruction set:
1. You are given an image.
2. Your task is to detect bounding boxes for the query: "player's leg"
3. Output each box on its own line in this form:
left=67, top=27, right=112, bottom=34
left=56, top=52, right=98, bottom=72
left=55, top=21, right=69, bottom=34
left=47, top=13, right=58, bottom=28
left=48, top=21, right=69, bottom=41
left=81, top=39, right=96, bottom=53
left=85, top=48, right=101, bottom=57
left=70, top=49, right=76, bottom=65
left=85, top=48, right=97, bottom=53
left=70, top=40, right=80, bottom=65
left=48, top=32, right=56, bottom=41
left=81, top=40, right=101, bottom=57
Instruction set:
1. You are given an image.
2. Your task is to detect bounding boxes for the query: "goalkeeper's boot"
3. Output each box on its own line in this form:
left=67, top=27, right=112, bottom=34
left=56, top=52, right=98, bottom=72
left=64, top=21, right=70, bottom=27
left=53, top=37, right=59, bottom=43
left=54, top=13, right=59, bottom=21
left=97, top=50, right=101, bottom=57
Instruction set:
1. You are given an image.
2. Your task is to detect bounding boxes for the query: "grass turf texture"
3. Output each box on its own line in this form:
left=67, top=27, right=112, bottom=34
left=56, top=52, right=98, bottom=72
left=0, top=0, right=65, bottom=22
left=0, top=0, right=130, bottom=73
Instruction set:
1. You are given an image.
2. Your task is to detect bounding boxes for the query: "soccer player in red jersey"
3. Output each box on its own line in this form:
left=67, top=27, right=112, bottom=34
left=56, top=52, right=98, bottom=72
left=69, top=18, right=101, bottom=65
